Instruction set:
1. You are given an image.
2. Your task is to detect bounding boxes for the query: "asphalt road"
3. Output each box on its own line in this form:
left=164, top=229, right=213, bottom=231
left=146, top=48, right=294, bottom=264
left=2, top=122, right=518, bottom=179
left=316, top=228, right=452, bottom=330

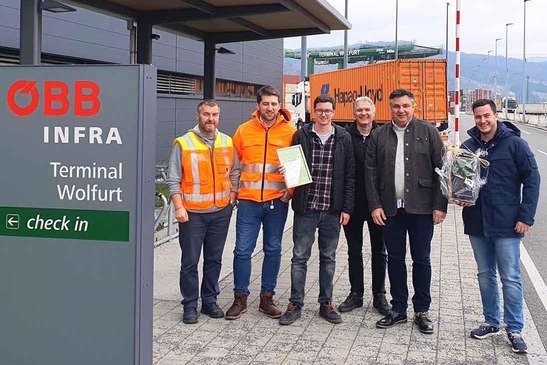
left=455, top=113, right=547, bottom=349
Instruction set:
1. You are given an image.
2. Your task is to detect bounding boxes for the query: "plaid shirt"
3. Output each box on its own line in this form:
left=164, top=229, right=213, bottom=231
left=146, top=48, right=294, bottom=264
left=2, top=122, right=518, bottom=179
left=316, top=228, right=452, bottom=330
left=305, top=131, right=335, bottom=211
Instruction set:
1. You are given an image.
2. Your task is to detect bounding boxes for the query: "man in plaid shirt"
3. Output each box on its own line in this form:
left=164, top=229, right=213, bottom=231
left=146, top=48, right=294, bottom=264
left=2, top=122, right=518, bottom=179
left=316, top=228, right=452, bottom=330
left=279, top=95, right=355, bottom=325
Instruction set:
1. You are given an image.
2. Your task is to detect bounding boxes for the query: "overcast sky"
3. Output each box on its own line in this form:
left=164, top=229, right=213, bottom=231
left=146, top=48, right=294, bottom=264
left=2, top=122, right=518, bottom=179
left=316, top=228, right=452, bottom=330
left=284, top=0, right=547, bottom=59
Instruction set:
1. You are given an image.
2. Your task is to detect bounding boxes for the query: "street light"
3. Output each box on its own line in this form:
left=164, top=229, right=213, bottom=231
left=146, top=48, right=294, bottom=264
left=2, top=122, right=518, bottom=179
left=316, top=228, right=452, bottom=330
left=395, top=0, right=399, bottom=59
left=215, top=47, right=235, bottom=55
left=505, top=22, right=514, bottom=119
left=40, top=0, right=76, bottom=13
left=343, top=0, right=348, bottom=68
left=446, top=2, right=450, bottom=60
left=494, top=38, right=501, bottom=103
left=487, top=50, right=493, bottom=98
left=523, top=0, right=532, bottom=123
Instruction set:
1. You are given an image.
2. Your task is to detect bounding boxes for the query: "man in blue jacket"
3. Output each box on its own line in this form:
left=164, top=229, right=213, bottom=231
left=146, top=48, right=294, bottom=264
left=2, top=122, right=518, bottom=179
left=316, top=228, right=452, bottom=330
left=459, top=99, right=540, bottom=354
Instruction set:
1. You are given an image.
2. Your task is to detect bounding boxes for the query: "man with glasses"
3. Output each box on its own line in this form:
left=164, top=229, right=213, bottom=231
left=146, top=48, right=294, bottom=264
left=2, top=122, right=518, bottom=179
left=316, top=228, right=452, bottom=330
left=365, top=89, right=447, bottom=334
left=279, top=95, right=355, bottom=325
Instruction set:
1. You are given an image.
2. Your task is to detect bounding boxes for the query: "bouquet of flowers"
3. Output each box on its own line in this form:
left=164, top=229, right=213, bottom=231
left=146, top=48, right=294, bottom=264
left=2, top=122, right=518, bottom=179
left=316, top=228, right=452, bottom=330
left=435, top=146, right=489, bottom=205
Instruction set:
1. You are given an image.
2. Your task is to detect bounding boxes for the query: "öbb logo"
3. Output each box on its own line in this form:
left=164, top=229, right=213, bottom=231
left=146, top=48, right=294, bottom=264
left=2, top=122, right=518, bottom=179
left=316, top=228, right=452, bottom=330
left=7, top=80, right=101, bottom=117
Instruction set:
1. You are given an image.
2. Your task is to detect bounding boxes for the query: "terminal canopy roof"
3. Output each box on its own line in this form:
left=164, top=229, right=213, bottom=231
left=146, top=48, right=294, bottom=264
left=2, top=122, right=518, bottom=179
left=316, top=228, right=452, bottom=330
left=66, top=0, right=351, bottom=43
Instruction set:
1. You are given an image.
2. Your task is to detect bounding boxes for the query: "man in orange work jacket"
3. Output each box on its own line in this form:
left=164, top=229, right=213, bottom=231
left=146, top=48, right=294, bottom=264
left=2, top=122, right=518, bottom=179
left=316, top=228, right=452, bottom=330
left=225, top=85, right=296, bottom=320
left=167, top=99, right=241, bottom=324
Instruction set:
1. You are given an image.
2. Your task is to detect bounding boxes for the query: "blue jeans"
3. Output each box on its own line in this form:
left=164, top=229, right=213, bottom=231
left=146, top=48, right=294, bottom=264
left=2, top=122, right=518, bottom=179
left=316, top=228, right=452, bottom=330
left=233, top=198, right=289, bottom=295
left=179, top=204, right=233, bottom=308
left=383, top=209, right=434, bottom=315
left=469, top=235, right=524, bottom=333
left=290, top=211, right=341, bottom=307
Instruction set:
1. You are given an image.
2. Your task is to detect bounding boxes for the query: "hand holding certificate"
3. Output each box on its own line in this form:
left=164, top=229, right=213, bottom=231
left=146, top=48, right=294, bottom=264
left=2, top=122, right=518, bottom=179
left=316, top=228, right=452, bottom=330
left=276, top=145, right=312, bottom=188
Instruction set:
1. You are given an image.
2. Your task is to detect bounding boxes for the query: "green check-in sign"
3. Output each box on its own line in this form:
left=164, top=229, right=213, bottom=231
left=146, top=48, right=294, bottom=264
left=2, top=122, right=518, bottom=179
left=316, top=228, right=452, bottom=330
left=0, top=206, right=129, bottom=242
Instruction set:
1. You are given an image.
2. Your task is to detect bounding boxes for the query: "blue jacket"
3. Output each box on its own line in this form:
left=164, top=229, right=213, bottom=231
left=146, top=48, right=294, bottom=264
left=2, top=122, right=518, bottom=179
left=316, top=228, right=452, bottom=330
left=461, top=121, right=540, bottom=237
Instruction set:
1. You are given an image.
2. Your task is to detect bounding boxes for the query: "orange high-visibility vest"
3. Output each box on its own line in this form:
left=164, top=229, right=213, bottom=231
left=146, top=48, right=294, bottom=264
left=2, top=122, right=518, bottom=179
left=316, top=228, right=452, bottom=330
left=233, top=109, right=296, bottom=202
left=175, top=131, right=234, bottom=210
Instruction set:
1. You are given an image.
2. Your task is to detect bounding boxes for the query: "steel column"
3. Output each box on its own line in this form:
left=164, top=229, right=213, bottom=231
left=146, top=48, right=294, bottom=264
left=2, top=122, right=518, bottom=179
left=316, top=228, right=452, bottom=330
left=204, top=39, right=216, bottom=99
left=137, top=20, right=152, bottom=64
left=19, top=0, right=42, bottom=65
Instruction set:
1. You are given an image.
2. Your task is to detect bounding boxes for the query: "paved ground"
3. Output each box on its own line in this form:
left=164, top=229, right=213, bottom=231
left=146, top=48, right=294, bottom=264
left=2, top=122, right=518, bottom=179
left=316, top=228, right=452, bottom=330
left=152, top=205, right=547, bottom=364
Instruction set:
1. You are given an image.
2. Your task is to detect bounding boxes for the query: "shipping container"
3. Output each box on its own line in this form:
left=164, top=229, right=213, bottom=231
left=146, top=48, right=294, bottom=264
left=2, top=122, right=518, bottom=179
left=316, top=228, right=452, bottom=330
left=308, top=59, right=447, bottom=125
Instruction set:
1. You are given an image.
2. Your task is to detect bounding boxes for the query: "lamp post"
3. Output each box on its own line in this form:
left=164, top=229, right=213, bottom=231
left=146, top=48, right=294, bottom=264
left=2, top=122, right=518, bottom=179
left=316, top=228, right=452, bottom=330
left=523, top=0, right=532, bottom=123
left=395, top=0, right=399, bottom=59
left=446, top=2, right=450, bottom=60
left=494, top=38, right=501, bottom=104
left=343, top=0, right=348, bottom=68
left=487, top=50, right=493, bottom=98
left=505, top=22, right=514, bottom=119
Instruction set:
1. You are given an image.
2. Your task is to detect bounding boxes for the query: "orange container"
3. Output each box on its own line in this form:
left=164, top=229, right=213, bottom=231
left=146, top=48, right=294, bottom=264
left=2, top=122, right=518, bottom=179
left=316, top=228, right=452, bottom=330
left=309, top=59, right=447, bottom=124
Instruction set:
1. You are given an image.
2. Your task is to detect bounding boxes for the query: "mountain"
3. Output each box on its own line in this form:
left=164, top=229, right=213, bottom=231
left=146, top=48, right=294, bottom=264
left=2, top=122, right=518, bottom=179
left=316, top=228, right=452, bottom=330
left=284, top=43, right=547, bottom=103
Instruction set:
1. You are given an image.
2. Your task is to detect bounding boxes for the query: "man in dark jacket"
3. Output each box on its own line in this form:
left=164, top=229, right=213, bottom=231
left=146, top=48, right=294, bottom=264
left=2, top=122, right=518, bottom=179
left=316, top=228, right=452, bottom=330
left=459, top=99, right=540, bottom=354
left=338, top=96, right=390, bottom=315
left=365, top=89, right=447, bottom=334
left=279, top=94, right=355, bottom=325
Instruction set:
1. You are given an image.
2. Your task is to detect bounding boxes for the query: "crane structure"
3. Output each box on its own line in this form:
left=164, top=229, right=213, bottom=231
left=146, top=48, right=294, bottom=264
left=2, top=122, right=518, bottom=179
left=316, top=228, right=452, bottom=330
left=285, top=44, right=442, bottom=75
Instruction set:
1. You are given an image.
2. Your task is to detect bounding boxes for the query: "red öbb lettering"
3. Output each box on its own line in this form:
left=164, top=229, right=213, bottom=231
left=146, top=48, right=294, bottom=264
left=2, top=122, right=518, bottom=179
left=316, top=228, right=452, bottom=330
left=6, top=80, right=101, bottom=117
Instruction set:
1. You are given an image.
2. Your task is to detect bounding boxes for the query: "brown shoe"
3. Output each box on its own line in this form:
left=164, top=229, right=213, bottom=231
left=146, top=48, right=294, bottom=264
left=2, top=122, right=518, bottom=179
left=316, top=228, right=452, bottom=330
left=259, top=292, right=282, bottom=319
left=225, top=292, right=247, bottom=320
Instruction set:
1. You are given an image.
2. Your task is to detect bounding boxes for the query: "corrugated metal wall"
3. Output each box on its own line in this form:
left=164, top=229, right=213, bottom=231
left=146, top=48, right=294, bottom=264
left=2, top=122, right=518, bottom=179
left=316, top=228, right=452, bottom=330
left=309, top=59, right=447, bottom=124
left=0, top=0, right=284, bottom=164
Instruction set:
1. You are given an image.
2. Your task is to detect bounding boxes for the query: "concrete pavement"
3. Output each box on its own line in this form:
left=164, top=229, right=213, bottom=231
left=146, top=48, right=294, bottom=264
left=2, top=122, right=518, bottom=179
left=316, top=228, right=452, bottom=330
left=152, top=204, right=547, bottom=365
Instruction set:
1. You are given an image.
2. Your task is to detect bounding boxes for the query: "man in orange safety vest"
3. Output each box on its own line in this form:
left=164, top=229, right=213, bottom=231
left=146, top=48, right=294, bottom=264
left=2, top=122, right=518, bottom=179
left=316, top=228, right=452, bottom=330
left=167, top=99, right=240, bottom=324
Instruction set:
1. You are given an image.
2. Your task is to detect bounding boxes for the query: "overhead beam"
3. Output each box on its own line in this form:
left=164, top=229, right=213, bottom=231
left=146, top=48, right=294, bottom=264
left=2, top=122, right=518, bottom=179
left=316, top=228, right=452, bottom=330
left=278, top=0, right=330, bottom=33
left=65, top=0, right=138, bottom=19
left=142, top=4, right=288, bottom=25
left=162, top=23, right=207, bottom=40
left=230, top=18, right=269, bottom=37
left=181, top=0, right=215, bottom=15
left=209, top=28, right=323, bottom=44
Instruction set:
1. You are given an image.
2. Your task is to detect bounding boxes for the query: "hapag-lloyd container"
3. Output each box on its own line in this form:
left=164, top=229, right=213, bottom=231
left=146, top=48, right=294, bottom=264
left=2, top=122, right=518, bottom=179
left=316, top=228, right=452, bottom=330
left=309, top=59, right=447, bottom=124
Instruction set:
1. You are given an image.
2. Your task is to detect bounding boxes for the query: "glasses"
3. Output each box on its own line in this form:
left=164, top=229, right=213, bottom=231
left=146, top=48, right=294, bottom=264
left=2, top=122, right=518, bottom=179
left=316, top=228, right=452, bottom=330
left=315, top=109, right=333, bottom=115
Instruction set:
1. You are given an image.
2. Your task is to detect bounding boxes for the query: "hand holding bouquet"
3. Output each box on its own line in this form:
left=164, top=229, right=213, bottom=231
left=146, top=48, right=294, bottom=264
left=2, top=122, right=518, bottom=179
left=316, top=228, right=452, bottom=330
left=435, top=146, right=489, bottom=205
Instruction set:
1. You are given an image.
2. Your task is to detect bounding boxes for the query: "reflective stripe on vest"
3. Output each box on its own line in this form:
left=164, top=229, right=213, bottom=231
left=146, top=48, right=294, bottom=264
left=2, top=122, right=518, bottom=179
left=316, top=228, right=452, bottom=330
left=240, top=180, right=285, bottom=190
left=175, top=132, right=233, bottom=210
left=242, top=163, right=279, bottom=174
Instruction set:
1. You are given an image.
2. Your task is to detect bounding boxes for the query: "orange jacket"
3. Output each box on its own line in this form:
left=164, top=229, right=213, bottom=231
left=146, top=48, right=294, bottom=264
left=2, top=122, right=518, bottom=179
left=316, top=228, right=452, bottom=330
left=175, top=131, right=234, bottom=210
left=233, top=108, right=296, bottom=203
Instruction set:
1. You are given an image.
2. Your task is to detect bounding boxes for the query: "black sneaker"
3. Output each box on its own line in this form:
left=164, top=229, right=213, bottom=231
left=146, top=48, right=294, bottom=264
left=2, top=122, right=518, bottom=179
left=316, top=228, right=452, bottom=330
left=470, top=324, right=500, bottom=339
left=319, top=302, right=343, bottom=324
left=508, top=332, right=528, bottom=354
left=338, top=292, right=363, bottom=313
left=414, top=312, right=434, bottom=334
left=376, top=310, right=407, bottom=329
left=373, top=293, right=391, bottom=315
left=183, top=306, right=199, bottom=324
left=279, top=302, right=301, bottom=325
left=200, top=303, right=224, bottom=318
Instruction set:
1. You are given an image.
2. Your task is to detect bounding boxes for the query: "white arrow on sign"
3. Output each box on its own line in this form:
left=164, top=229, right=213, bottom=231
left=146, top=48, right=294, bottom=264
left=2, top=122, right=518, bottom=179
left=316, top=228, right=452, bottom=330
left=6, top=214, right=20, bottom=230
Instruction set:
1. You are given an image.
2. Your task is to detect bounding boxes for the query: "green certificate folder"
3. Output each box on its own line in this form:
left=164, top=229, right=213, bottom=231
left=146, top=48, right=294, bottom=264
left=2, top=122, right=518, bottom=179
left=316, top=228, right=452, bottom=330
left=276, top=144, right=313, bottom=188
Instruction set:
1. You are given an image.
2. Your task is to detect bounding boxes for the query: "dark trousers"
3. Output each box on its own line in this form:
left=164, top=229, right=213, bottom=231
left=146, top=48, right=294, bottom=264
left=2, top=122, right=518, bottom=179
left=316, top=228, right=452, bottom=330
left=343, top=214, right=387, bottom=297
left=178, top=204, right=233, bottom=308
left=383, top=209, right=433, bottom=315
left=290, top=211, right=341, bottom=307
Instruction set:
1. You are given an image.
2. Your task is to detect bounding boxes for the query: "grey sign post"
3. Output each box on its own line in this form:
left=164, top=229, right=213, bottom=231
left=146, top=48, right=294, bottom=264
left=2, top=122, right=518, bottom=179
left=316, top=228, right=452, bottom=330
left=0, top=65, right=156, bottom=365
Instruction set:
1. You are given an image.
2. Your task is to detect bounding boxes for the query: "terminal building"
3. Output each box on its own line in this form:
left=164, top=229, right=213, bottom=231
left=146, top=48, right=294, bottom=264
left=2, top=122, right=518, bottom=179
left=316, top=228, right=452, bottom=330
left=0, top=0, right=285, bottom=163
